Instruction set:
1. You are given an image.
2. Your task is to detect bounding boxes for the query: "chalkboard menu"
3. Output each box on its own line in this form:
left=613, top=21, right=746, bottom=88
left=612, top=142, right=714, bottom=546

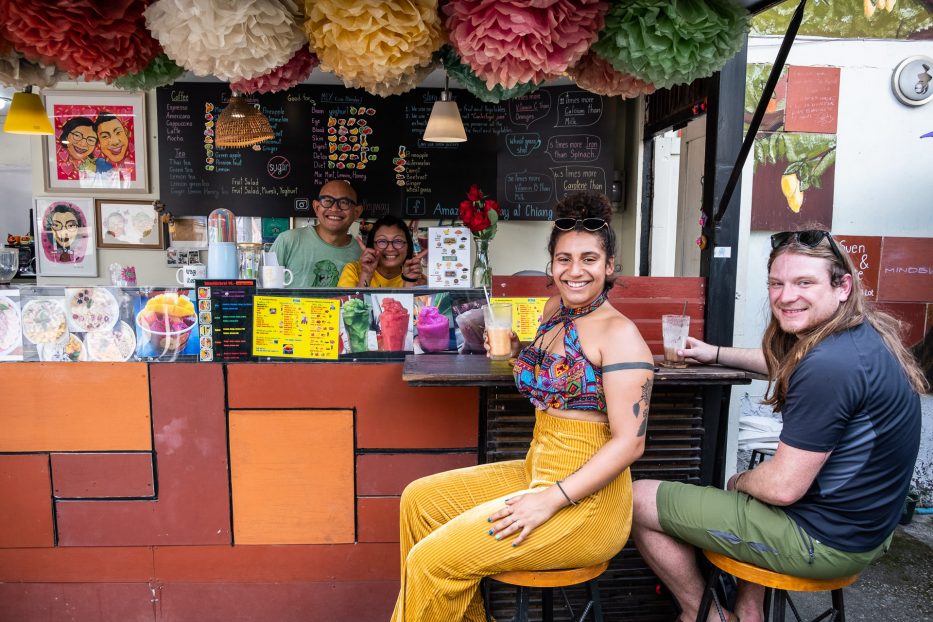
left=157, top=84, right=615, bottom=221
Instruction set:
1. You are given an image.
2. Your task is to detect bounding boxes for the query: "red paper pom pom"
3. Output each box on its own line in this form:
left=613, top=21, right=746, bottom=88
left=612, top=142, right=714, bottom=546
left=231, top=48, right=319, bottom=95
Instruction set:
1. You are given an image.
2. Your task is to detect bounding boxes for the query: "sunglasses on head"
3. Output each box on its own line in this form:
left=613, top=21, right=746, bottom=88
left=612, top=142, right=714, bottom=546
left=770, top=230, right=846, bottom=264
left=554, top=218, right=608, bottom=232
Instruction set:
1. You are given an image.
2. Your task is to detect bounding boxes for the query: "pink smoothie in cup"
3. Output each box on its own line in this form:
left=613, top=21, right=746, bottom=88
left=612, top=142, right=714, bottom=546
left=417, top=306, right=450, bottom=352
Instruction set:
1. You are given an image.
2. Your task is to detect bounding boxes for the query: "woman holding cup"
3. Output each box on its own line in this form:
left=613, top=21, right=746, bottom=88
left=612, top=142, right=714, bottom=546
left=391, top=191, right=654, bottom=621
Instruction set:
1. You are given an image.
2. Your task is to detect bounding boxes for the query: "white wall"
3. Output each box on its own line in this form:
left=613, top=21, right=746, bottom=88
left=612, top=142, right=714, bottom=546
left=724, top=35, right=933, bottom=482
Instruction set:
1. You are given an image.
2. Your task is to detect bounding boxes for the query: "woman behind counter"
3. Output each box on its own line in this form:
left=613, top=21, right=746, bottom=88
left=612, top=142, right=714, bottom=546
left=391, top=191, right=654, bottom=621
left=337, top=215, right=426, bottom=288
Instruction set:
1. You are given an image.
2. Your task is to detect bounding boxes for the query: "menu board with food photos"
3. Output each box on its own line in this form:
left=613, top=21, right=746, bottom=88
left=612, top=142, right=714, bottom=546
left=196, top=280, right=256, bottom=362
left=157, top=83, right=615, bottom=221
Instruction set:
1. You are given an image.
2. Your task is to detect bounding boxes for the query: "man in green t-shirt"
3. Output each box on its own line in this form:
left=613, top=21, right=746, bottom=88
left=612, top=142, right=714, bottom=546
left=271, top=180, right=363, bottom=288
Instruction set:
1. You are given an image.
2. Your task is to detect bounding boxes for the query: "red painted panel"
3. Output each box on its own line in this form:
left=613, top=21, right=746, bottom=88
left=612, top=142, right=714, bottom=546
left=52, top=453, right=154, bottom=499
left=358, top=497, right=400, bottom=543
left=56, top=364, right=231, bottom=546
left=0, top=454, right=53, bottom=548
left=784, top=66, right=840, bottom=133
left=869, top=302, right=927, bottom=349
left=878, top=237, right=933, bottom=303
left=357, top=453, right=478, bottom=496
left=152, top=543, right=397, bottom=581
left=0, top=547, right=154, bottom=582
left=0, top=583, right=154, bottom=622
left=836, top=235, right=882, bottom=301
left=158, top=581, right=398, bottom=622
left=227, top=363, right=479, bottom=449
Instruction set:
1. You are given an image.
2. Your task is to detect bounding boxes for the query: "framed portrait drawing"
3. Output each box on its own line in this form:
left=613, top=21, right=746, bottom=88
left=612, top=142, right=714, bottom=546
left=34, top=197, right=98, bottom=277
left=42, top=90, right=149, bottom=193
left=168, top=216, right=209, bottom=249
left=96, top=199, right=164, bottom=249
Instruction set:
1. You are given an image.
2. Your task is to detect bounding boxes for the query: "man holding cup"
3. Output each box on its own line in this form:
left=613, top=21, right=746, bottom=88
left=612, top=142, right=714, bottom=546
left=631, top=230, right=926, bottom=622
left=270, top=180, right=363, bottom=288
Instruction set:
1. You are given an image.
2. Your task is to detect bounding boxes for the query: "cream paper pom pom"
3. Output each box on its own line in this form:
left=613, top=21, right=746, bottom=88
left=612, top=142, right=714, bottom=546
left=0, top=52, right=67, bottom=89
left=304, top=0, right=444, bottom=94
left=146, top=0, right=305, bottom=83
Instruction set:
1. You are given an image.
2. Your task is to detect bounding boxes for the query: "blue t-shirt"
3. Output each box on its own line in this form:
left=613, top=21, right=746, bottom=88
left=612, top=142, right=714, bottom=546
left=780, top=322, right=921, bottom=552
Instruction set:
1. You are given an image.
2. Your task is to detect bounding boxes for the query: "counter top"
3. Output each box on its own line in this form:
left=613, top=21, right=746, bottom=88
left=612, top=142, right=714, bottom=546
left=402, top=355, right=767, bottom=387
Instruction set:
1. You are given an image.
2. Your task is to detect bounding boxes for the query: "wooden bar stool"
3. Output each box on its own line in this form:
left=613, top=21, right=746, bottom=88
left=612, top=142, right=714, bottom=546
left=697, top=550, right=859, bottom=622
left=483, top=561, right=609, bottom=622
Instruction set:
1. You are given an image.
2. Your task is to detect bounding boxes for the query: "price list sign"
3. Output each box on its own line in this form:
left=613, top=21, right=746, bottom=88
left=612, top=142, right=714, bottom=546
left=196, top=280, right=256, bottom=362
left=252, top=296, right=341, bottom=360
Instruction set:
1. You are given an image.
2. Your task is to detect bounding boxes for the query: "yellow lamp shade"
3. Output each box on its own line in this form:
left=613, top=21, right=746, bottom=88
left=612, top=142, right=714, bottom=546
left=423, top=98, right=467, bottom=143
left=3, top=90, right=54, bottom=135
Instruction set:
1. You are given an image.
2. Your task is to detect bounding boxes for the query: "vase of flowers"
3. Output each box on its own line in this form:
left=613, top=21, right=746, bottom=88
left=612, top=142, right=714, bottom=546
left=459, top=184, right=501, bottom=288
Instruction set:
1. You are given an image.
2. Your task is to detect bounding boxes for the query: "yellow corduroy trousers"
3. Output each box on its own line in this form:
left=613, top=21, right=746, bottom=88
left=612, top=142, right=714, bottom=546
left=390, top=410, right=633, bottom=622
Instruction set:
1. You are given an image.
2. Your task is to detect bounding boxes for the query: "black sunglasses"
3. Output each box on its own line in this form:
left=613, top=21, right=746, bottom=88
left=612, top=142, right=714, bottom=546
left=554, top=218, right=608, bottom=232
left=771, top=230, right=846, bottom=264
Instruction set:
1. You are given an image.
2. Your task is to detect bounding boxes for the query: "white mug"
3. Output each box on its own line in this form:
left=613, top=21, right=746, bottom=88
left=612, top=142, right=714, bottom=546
left=176, top=264, right=207, bottom=287
left=261, top=265, right=293, bottom=288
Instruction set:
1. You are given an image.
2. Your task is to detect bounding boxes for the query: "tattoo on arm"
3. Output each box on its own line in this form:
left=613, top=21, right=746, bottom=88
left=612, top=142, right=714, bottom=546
left=633, top=377, right=653, bottom=437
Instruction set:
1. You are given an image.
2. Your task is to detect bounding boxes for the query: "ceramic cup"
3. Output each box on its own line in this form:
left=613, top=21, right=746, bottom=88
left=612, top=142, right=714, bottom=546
left=261, top=265, right=294, bottom=288
left=176, top=264, right=207, bottom=287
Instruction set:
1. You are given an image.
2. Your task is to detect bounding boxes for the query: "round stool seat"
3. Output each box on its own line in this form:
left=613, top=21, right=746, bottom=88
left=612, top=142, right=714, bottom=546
left=703, top=550, right=859, bottom=592
left=490, top=561, right=609, bottom=589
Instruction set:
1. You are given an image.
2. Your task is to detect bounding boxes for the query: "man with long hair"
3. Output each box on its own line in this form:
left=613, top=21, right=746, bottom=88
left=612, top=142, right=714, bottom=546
left=631, top=229, right=926, bottom=622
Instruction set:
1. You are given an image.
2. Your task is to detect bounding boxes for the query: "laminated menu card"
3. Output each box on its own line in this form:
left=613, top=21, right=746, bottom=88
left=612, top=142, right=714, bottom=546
left=427, top=226, right=472, bottom=288
left=197, top=280, right=256, bottom=362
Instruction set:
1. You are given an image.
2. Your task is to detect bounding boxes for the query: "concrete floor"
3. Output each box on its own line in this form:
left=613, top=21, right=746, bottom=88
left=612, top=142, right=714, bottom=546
left=776, top=513, right=932, bottom=622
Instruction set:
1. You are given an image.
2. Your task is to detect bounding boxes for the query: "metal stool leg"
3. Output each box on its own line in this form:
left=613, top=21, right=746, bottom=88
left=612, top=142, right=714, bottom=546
left=482, top=578, right=494, bottom=622
left=512, top=585, right=530, bottom=622
left=772, top=589, right=787, bottom=622
left=588, top=578, right=605, bottom=622
left=831, top=588, right=846, bottom=622
left=763, top=587, right=773, bottom=622
left=696, top=566, right=722, bottom=621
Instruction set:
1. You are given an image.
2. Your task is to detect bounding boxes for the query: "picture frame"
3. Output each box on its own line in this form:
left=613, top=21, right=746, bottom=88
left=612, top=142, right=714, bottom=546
left=96, top=199, right=164, bottom=249
left=34, top=197, right=98, bottom=277
left=42, top=90, right=149, bottom=193
left=168, top=216, right=209, bottom=249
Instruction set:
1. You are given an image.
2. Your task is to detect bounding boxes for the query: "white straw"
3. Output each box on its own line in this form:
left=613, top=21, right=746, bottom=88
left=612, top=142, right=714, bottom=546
left=483, top=285, right=492, bottom=307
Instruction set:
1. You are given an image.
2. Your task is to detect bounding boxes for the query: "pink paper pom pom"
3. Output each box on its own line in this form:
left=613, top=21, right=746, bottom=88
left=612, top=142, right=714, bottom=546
left=568, top=51, right=657, bottom=99
left=0, top=0, right=160, bottom=82
left=444, top=0, right=609, bottom=90
left=232, top=48, right=319, bottom=95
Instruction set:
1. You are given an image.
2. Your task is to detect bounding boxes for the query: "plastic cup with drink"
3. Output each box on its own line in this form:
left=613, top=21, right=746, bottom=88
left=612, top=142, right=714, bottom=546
left=660, top=314, right=690, bottom=368
left=483, top=301, right=513, bottom=361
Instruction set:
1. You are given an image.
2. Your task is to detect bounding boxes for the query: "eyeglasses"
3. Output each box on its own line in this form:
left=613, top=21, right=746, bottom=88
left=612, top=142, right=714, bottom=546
left=554, top=218, right=608, bottom=232
left=317, top=195, right=357, bottom=211
left=373, top=238, right=407, bottom=250
left=771, top=230, right=846, bottom=264
left=51, top=220, right=79, bottom=231
left=68, top=131, right=97, bottom=146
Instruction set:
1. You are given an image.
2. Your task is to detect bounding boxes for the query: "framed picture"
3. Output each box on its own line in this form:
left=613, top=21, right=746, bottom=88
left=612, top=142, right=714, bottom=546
left=169, top=216, right=209, bottom=249
left=34, top=197, right=98, bottom=277
left=42, top=90, right=149, bottom=193
left=96, top=200, right=164, bottom=249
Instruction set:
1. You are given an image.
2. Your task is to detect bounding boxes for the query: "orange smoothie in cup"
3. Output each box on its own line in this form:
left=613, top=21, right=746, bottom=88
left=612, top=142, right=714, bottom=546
left=379, top=297, right=410, bottom=351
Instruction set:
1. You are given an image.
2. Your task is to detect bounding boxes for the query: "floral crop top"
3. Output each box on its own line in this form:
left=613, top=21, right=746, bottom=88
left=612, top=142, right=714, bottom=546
left=513, top=291, right=655, bottom=412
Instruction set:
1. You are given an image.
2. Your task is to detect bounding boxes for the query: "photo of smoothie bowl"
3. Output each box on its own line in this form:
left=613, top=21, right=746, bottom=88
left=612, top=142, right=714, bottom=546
left=38, top=333, right=87, bottom=362
left=85, top=321, right=137, bottom=362
left=0, top=295, right=22, bottom=355
left=21, top=299, right=68, bottom=345
left=66, top=287, right=119, bottom=333
left=135, top=292, right=197, bottom=355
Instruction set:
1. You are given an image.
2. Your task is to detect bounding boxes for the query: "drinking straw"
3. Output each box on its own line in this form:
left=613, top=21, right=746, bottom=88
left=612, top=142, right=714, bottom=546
left=483, top=285, right=492, bottom=308
left=681, top=300, right=688, bottom=316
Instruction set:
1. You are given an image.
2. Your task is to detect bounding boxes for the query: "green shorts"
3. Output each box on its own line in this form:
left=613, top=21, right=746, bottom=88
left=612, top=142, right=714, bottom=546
left=656, top=481, right=891, bottom=579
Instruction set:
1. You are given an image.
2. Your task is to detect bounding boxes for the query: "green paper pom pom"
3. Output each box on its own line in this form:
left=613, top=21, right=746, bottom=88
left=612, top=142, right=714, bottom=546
left=441, top=47, right=538, bottom=104
left=592, top=0, right=748, bottom=90
left=113, top=54, right=185, bottom=91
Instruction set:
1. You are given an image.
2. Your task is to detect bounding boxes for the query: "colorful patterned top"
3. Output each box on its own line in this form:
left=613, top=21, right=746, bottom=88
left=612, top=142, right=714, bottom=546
left=513, top=292, right=608, bottom=412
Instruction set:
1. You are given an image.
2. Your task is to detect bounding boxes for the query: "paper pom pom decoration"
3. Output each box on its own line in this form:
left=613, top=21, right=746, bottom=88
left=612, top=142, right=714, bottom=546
left=591, top=0, right=749, bottom=90
left=0, top=0, right=160, bottom=82
left=146, top=0, right=305, bottom=82
left=358, top=57, right=438, bottom=98
left=0, top=51, right=67, bottom=89
left=304, top=0, right=444, bottom=96
left=231, top=47, right=319, bottom=95
left=444, top=0, right=608, bottom=90
left=113, top=54, right=185, bottom=92
left=568, top=51, right=656, bottom=99
left=442, top=47, right=538, bottom=103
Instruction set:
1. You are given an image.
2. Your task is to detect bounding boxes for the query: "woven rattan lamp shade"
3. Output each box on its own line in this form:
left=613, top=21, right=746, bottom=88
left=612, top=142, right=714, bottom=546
left=215, top=94, right=274, bottom=148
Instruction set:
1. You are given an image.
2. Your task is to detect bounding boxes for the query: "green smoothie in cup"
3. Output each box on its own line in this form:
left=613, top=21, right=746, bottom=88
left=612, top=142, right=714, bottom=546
left=343, top=298, right=371, bottom=353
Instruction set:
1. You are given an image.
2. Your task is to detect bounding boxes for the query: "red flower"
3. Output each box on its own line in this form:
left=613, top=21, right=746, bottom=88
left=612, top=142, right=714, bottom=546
left=458, top=185, right=501, bottom=236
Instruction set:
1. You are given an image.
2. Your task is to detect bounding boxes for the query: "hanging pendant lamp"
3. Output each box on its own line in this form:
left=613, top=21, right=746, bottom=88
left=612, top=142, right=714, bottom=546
left=215, top=93, right=274, bottom=148
left=423, top=75, right=467, bottom=143
left=3, top=86, right=54, bottom=135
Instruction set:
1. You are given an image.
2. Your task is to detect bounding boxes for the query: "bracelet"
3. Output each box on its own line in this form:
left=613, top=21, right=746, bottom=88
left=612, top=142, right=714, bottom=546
left=401, top=274, right=419, bottom=283
left=555, top=480, right=578, bottom=506
left=715, top=346, right=721, bottom=365
left=730, top=471, right=745, bottom=492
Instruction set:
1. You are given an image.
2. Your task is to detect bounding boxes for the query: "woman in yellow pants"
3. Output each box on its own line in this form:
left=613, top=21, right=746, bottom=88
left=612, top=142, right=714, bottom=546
left=391, top=192, right=654, bottom=621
